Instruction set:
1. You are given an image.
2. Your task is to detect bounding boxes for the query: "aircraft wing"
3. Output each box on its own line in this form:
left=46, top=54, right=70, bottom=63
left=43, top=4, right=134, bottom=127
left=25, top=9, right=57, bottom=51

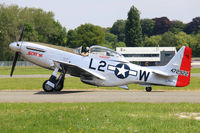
left=53, top=59, right=106, bottom=80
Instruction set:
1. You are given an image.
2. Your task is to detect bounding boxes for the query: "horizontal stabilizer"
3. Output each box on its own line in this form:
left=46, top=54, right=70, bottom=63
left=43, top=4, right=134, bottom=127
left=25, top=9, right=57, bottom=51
left=152, top=70, right=176, bottom=77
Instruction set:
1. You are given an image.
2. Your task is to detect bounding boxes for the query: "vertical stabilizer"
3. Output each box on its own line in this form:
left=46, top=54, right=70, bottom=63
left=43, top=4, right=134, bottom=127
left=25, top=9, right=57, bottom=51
left=164, top=46, right=192, bottom=87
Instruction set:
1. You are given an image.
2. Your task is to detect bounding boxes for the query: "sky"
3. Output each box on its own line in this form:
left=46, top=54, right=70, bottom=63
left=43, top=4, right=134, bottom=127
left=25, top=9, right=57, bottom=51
left=1, top=0, right=200, bottom=30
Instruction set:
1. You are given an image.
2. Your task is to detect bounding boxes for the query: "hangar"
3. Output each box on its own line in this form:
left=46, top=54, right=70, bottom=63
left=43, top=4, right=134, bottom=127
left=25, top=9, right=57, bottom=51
left=116, top=47, right=177, bottom=66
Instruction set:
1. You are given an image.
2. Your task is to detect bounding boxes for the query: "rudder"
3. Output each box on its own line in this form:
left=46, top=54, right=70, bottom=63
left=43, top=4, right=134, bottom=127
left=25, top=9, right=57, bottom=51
left=176, top=46, right=192, bottom=87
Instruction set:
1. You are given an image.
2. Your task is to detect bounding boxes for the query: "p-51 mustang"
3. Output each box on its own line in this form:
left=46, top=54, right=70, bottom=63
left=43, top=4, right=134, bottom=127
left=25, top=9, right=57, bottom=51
left=9, top=29, right=192, bottom=92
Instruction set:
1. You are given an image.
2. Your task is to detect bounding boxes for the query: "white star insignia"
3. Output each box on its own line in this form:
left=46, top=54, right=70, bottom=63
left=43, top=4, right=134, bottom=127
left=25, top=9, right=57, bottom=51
left=116, top=64, right=129, bottom=77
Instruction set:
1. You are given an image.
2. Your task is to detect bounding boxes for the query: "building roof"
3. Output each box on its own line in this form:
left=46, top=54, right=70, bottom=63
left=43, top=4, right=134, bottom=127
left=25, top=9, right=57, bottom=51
left=116, top=47, right=177, bottom=54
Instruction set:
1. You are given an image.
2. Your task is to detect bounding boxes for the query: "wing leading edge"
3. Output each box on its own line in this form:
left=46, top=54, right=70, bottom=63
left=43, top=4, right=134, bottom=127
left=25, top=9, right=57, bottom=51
left=53, top=59, right=106, bottom=80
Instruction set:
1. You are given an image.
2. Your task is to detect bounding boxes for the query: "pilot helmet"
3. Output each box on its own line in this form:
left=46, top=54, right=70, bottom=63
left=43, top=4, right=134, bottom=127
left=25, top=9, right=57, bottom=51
left=86, top=47, right=89, bottom=52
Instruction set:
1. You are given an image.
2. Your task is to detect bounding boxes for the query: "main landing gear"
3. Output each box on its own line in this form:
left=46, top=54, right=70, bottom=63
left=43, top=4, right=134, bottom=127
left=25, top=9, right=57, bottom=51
left=43, top=64, right=65, bottom=92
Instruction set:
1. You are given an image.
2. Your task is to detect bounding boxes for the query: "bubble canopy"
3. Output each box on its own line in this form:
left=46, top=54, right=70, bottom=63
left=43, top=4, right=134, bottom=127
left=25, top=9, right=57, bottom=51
left=89, top=45, right=124, bottom=58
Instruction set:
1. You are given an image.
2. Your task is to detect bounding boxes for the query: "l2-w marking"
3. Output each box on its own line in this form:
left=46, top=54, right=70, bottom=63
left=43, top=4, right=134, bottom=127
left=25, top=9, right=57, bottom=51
left=139, top=70, right=150, bottom=82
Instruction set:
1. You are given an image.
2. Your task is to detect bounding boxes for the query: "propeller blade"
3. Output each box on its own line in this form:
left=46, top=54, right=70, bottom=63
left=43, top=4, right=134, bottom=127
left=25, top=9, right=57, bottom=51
left=10, top=52, right=19, bottom=77
left=18, top=25, right=24, bottom=41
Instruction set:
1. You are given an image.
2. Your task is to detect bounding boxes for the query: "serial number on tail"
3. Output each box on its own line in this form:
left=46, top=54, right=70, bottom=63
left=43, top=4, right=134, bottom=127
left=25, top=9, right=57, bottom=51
left=171, top=69, right=189, bottom=76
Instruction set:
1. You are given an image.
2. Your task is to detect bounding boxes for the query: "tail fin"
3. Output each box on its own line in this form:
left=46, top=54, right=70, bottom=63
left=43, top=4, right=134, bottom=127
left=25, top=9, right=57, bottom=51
left=165, top=46, right=192, bottom=87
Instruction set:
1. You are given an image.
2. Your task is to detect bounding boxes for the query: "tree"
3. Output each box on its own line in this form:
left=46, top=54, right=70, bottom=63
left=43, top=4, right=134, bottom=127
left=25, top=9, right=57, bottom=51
left=116, top=42, right=126, bottom=47
left=125, top=5, right=142, bottom=47
left=184, top=17, right=200, bottom=34
left=159, top=32, right=176, bottom=47
left=0, top=4, right=68, bottom=61
left=174, top=32, right=193, bottom=49
left=67, top=24, right=105, bottom=48
left=173, top=32, right=199, bottom=56
left=192, top=34, right=200, bottom=57
left=23, top=23, right=39, bottom=41
left=143, top=35, right=162, bottom=47
left=153, top=17, right=171, bottom=35
left=169, top=20, right=185, bottom=34
left=66, top=30, right=80, bottom=48
left=0, top=5, right=20, bottom=61
left=105, top=32, right=117, bottom=43
left=47, top=21, right=67, bottom=46
left=110, top=19, right=126, bottom=42
left=141, top=19, right=155, bottom=37
left=104, top=32, right=118, bottom=48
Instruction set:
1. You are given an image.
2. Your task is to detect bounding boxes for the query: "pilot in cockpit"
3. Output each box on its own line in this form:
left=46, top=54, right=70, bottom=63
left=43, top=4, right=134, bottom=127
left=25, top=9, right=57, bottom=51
left=80, top=45, right=89, bottom=56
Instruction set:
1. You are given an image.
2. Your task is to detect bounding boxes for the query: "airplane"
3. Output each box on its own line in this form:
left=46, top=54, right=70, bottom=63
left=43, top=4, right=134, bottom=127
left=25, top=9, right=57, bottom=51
left=9, top=27, right=192, bottom=92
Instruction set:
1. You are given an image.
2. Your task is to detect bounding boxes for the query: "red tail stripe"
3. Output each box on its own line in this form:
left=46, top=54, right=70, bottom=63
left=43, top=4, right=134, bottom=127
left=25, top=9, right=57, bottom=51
left=176, top=47, right=192, bottom=87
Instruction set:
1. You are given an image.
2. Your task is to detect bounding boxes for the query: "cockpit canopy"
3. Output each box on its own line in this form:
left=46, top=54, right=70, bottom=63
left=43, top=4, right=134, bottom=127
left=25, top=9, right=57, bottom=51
left=89, top=45, right=123, bottom=58
left=74, top=45, right=128, bottom=62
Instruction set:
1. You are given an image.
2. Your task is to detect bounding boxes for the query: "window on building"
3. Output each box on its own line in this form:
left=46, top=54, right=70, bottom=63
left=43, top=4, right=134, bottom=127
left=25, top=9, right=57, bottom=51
left=165, top=53, right=172, bottom=57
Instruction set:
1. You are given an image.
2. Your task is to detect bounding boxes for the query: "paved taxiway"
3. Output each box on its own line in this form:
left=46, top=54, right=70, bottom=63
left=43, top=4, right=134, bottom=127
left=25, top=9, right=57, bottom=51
left=0, top=90, right=200, bottom=103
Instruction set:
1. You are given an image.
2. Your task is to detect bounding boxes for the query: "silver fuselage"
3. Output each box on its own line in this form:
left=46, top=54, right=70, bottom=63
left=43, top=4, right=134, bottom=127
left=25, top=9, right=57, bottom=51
left=9, top=41, right=179, bottom=87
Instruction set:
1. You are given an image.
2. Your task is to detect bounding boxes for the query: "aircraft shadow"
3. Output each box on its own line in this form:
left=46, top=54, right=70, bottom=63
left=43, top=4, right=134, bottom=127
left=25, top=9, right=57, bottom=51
left=34, top=90, right=93, bottom=95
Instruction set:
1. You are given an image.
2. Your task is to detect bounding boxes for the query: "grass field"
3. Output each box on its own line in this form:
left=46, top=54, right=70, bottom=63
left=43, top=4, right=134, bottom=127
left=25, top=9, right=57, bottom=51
left=0, top=103, right=200, bottom=133
left=191, top=68, right=200, bottom=73
left=0, top=66, right=52, bottom=75
left=0, top=66, right=200, bottom=75
left=0, top=68, right=199, bottom=133
left=0, top=77, right=199, bottom=90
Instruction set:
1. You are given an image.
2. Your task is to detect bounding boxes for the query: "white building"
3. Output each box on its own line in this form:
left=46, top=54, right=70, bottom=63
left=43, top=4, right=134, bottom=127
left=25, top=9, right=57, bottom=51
left=116, top=47, right=177, bottom=66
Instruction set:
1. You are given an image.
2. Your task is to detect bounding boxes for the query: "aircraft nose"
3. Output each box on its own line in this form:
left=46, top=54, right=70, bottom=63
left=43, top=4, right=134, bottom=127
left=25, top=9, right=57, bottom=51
left=9, top=42, right=21, bottom=52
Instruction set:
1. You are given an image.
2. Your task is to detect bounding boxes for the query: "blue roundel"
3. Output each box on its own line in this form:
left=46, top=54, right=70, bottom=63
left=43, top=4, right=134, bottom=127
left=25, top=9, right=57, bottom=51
left=114, top=64, right=130, bottom=79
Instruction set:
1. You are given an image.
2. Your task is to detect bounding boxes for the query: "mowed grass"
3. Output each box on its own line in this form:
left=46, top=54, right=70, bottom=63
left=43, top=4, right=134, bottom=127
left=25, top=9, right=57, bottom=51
left=0, top=77, right=119, bottom=90
left=0, top=66, right=52, bottom=75
left=0, top=77, right=199, bottom=90
left=0, top=66, right=200, bottom=75
left=0, top=103, right=200, bottom=133
left=191, top=68, right=200, bottom=73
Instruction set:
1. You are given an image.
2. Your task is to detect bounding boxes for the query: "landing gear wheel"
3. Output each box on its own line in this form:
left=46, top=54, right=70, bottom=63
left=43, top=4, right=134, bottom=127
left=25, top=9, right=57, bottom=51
left=54, top=80, right=64, bottom=91
left=43, top=80, right=54, bottom=92
left=146, top=87, right=152, bottom=92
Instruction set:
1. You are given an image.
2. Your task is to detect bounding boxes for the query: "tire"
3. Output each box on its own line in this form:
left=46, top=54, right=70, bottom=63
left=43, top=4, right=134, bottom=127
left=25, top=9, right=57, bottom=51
left=146, top=87, right=152, bottom=92
left=54, top=80, right=64, bottom=91
left=43, top=80, right=54, bottom=92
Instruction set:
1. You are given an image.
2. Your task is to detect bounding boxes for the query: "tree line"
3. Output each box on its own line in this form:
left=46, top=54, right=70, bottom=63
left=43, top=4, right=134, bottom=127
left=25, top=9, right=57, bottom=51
left=0, top=4, right=199, bottom=61
left=0, top=4, right=67, bottom=61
